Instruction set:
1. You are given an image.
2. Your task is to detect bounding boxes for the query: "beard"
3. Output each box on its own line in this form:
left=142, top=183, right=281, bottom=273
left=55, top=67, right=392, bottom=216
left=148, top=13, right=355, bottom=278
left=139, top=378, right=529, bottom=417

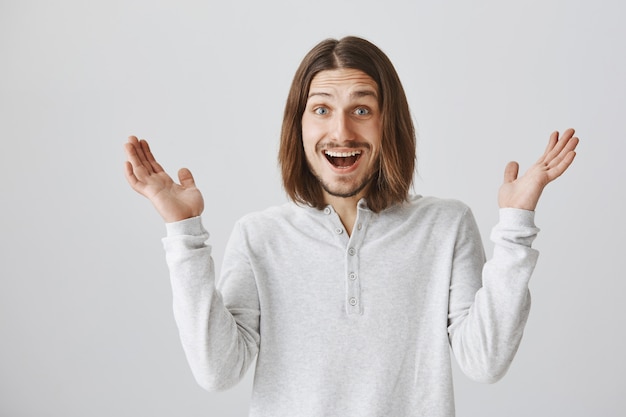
left=314, top=170, right=376, bottom=199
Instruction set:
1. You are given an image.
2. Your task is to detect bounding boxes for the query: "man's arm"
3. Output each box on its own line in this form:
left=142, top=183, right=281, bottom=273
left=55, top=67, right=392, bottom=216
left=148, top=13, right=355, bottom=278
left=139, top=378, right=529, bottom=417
left=449, top=129, right=579, bottom=382
left=123, top=137, right=259, bottom=390
left=448, top=207, right=539, bottom=383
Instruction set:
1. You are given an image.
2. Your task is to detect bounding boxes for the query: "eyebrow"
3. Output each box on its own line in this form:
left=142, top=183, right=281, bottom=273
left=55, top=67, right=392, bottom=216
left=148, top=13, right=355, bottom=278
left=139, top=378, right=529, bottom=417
left=307, top=89, right=378, bottom=99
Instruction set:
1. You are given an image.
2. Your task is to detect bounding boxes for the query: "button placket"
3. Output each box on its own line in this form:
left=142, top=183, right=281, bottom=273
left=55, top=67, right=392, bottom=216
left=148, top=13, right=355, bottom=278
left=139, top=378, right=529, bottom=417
left=324, top=203, right=371, bottom=316
left=324, top=205, right=348, bottom=245
left=345, top=245, right=361, bottom=315
left=344, top=208, right=371, bottom=316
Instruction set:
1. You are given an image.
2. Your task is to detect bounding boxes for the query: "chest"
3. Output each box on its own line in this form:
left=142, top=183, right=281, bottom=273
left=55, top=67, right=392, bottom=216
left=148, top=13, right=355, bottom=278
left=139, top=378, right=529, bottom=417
left=250, top=218, right=458, bottom=322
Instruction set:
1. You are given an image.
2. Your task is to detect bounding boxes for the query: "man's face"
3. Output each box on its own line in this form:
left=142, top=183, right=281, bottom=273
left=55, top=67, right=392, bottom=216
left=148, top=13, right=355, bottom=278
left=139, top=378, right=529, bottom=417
left=301, top=68, right=382, bottom=203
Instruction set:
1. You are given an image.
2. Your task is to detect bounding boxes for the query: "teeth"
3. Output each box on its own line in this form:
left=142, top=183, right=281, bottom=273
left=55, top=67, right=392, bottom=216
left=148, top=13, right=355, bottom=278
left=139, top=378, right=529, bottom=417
left=325, top=150, right=362, bottom=157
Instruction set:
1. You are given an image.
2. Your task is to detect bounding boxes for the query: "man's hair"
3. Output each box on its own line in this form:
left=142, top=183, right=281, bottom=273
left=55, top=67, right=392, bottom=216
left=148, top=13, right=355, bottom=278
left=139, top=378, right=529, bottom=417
left=278, top=36, right=416, bottom=213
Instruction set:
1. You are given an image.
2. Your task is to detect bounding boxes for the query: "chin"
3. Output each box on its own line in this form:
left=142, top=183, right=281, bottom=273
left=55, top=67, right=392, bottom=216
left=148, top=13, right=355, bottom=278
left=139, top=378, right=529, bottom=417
left=322, top=177, right=372, bottom=199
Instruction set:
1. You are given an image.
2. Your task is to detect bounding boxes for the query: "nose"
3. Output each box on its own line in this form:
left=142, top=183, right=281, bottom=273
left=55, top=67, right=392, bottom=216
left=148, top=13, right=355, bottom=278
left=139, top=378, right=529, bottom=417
left=331, top=112, right=356, bottom=143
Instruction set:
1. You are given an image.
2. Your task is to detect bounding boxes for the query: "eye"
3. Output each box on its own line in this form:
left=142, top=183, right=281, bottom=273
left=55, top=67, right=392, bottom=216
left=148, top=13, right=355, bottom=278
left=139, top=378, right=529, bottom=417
left=354, top=107, right=370, bottom=116
left=314, top=107, right=329, bottom=115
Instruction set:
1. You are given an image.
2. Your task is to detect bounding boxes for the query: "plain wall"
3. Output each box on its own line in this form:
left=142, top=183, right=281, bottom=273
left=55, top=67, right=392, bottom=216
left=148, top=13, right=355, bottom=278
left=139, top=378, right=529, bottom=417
left=1, top=0, right=624, bottom=416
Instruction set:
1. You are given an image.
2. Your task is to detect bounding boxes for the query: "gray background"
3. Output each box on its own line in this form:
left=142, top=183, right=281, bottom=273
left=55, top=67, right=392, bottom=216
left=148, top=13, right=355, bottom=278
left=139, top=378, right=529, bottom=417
left=1, top=0, right=624, bottom=416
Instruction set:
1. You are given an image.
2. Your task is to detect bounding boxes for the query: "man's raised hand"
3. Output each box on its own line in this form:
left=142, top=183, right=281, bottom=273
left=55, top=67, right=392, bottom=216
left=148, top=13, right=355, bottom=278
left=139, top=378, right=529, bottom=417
left=124, top=136, right=204, bottom=223
left=498, top=128, right=579, bottom=211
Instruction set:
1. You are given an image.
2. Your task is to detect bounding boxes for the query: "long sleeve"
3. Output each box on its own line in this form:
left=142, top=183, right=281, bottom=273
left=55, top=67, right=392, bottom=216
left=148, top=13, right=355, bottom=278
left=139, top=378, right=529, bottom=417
left=162, top=216, right=260, bottom=391
left=448, top=208, right=539, bottom=383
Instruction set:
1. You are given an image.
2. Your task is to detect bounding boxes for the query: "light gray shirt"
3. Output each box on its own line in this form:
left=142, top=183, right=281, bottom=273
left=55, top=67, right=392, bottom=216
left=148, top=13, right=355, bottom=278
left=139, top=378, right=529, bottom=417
left=163, top=195, right=539, bottom=417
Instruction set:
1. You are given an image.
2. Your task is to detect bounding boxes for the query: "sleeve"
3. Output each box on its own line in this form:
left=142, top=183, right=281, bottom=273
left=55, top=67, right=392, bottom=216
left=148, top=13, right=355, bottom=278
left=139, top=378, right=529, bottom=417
left=162, top=216, right=260, bottom=391
left=447, top=207, right=540, bottom=383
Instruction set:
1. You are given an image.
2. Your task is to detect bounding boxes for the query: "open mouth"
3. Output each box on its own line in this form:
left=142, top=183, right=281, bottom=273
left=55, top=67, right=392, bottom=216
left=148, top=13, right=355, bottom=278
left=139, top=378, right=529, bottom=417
left=324, top=150, right=362, bottom=169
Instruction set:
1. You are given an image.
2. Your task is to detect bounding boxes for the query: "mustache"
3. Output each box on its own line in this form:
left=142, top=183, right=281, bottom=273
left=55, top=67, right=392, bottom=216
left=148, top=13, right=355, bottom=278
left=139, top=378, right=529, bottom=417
left=315, top=142, right=371, bottom=152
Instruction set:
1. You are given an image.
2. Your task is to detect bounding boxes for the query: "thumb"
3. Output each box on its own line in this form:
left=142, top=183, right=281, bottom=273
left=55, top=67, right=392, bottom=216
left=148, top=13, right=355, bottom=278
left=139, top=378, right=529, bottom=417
left=503, top=161, right=519, bottom=184
left=178, top=168, right=196, bottom=188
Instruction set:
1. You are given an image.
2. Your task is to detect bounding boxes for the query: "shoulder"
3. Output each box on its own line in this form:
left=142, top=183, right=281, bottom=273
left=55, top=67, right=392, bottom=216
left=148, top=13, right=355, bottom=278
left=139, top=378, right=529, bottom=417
left=236, top=202, right=289, bottom=225
left=363, top=196, right=480, bottom=246
left=386, top=195, right=471, bottom=221
left=234, top=202, right=317, bottom=234
left=374, top=195, right=479, bottom=237
left=228, top=202, right=329, bottom=251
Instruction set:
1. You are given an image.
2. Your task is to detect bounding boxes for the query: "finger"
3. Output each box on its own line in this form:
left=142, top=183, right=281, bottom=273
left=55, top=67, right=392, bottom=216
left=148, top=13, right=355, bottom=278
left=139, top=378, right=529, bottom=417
left=124, top=139, right=142, bottom=169
left=124, top=161, right=140, bottom=189
left=126, top=135, right=147, bottom=158
left=543, top=128, right=576, bottom=163
left=557, top=150, right=577, bottom=174
left=124, top=138, right=147, bottom=173
left=124, top=141, right=152, bottom=181
left=136, top=139, right=157, bottom=174
left=178, top=168, right=196, bottom=188
left=547, top=135, right=579, bottom=170
left=126, top=136, right=155, bottom=175
left=124, top=136, right=138, bottom=159
left=562, top=128, right=575, bottom=139
left=125, top=136, right=148, bottom=167
left=544, top=130, right=559, bottom=154
left=503, top=161, right=519, bottom=183
left=140, top=139, right=165, bottom=174
left=547, top=149, right=578, bottom=181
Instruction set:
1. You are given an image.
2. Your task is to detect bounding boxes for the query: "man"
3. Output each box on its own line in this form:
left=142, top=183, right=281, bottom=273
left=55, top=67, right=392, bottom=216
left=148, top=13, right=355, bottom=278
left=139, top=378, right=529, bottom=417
left=124, top=36, right=578, bottom=416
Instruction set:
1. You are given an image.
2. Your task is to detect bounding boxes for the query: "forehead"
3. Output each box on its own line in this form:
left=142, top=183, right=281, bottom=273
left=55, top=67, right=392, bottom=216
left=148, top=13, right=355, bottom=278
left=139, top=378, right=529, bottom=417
left=308, top=68, right=378, bottom=97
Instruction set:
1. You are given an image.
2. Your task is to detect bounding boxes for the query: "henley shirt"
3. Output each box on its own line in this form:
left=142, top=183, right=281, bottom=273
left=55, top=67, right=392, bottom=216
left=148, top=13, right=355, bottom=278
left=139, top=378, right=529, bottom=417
left=162, top=195, right=540, bottom=417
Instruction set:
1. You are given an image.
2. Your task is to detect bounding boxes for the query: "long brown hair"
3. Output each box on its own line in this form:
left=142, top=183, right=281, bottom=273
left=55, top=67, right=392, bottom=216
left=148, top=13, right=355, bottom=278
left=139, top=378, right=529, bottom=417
left=278, top=36, right=416, bottom=213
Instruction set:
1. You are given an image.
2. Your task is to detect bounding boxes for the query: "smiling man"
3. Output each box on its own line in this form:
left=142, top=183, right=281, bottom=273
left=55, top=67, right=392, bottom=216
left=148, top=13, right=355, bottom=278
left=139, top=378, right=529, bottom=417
left=124, top=36, right=579, bottom=417
left=301, top=68, right=382, bottom=233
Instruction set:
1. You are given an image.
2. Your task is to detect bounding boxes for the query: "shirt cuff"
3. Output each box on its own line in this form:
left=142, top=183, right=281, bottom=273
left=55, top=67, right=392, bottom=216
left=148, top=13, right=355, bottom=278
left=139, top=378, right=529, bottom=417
left=498, top=208, right=537, bottom=229
left=165, top=216, right=206, bottom=237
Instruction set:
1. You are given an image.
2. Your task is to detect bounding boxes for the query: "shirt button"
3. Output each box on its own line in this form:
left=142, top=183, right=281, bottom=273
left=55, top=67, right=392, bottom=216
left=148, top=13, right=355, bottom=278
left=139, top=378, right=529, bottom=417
left=357, top=223, right=362, bottom=230
left=349, top=297, right=358, bottom=306
left=348, top=247, right=356, bottom=256
left=335, top=228, right=343, bottom=235
left=324, top=207, right=331, bottom=215
left=349, top=272, right=357, bottom=280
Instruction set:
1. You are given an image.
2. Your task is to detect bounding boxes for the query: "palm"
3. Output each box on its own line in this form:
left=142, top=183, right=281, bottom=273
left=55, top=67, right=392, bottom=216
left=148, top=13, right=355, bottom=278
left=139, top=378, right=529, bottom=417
left=498, top=129, right=579, bottom=211
left=124, top=136, right=204, bottom=222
